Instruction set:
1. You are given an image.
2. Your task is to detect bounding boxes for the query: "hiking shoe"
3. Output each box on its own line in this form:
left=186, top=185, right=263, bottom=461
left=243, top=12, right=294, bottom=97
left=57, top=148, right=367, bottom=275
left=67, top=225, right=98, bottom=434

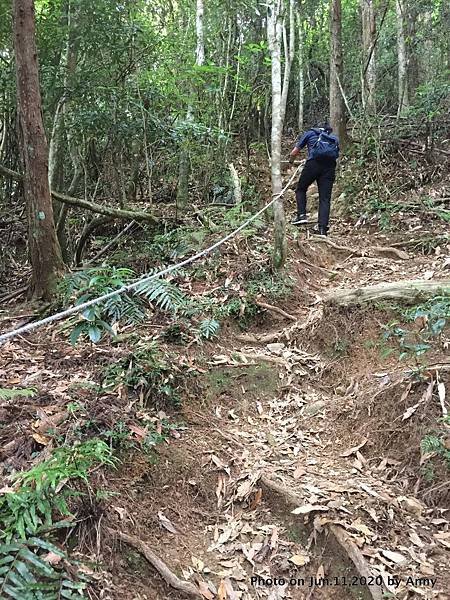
left=311, top=225, right=327, bottom=236
left=291, top=214, right=308, bottom=225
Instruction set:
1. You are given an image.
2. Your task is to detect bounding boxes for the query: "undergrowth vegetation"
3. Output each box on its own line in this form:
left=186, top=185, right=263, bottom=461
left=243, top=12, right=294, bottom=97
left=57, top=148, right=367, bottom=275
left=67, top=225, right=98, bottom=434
left=0, top=441, right=116, bottom=599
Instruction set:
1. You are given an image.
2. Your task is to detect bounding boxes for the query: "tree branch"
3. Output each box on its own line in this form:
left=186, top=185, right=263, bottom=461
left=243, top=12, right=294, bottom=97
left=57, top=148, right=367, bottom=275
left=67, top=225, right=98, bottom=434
left=0, top=163, right=157, bottom=223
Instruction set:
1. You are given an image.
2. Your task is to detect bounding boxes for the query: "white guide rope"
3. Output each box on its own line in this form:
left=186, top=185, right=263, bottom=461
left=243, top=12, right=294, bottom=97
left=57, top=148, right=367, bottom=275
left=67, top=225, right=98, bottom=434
left=0, top=166, right=300, bottom=345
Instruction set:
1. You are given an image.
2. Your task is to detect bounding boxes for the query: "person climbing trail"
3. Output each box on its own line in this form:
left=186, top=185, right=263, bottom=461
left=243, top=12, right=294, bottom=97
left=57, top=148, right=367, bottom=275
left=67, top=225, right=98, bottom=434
left=289, top=121, right=339, bottom=236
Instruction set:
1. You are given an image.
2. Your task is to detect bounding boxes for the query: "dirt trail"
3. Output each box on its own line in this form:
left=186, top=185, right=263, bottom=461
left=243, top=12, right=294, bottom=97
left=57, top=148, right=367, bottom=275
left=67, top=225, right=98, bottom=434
left=102, top=219, right=449, bottom=600
left=1, top=199, right=449, bottom=600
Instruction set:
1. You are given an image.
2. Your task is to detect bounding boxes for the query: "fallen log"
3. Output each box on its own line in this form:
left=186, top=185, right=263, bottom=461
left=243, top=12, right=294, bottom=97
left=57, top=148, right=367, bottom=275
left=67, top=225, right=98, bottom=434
left=0, top=163, right=157, bottom=224
left=260, top=475, right=383, bottom=600
left=106, top=528, right=202, bottom=598
left=325, top=279, right=450, bottom=306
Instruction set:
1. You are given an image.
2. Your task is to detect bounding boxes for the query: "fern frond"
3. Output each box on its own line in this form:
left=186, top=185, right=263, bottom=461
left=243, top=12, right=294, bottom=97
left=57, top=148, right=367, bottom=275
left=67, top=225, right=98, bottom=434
left=198, top=319, right=220, bottom=339
left=0, top=538, right=87, bottom=599
left=135, top=276, right=188, bottom=313
left=0, top=389, right=36, bottom=401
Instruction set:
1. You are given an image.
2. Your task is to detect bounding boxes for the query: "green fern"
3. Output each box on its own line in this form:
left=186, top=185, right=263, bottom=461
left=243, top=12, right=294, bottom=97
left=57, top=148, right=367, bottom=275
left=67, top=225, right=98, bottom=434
left=0, top=537, right=87, bottom=599
left=135, top=272, right=189, bottom=313
left=198, top=318, right=220, bottom=339
left=0, top=389, right=36, bottom=401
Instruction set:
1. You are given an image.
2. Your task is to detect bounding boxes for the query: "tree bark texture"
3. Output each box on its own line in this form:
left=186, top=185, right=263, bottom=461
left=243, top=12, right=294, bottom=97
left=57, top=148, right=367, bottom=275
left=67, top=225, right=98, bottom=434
left=13, top=0, right=65, bottom=300
left=396, top=0, right=409, bottom=115
left=297, top=11, right=304, bottom=132
left=177, top=0, right=205, bottom=212
left=329, top=0, right=346, bottom=144
left=361, top=0, right=376, bottom=114
left=267, top=0, right=287, bottom=270
left=325, top=280, right=450, bottom=306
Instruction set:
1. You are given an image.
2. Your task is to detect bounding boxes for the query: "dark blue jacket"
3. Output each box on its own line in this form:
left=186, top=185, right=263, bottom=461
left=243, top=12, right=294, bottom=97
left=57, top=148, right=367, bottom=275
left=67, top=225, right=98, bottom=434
left=295, top=128, right=340, bottom=161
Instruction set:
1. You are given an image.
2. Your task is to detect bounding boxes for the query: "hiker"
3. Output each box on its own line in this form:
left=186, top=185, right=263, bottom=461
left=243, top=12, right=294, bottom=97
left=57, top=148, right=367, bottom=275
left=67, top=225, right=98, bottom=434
left=289, top=121, right=339, bottom=236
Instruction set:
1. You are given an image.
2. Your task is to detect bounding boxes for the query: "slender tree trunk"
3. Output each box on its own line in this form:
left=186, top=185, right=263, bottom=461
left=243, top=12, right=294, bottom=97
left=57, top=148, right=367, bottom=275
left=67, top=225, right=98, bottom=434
left=297, top=11, right=304, bottom=132
left=13, top=0, right=64, bottom=299
left=48, top=0, right=78, bottom=263
left=396, top=0, right=409, bottom=116
left=195, top=0, right=205, bottom=66
left=405, top=5, right=419, bottom=101
left=267, top=0, right=287, bottom=270
left=280, top=0, right=295, bottom=127
left=361, top=0, right=376, bottom=114
left=177, top=0, right=205, bottom=213
left=329, top=0, right=346, bottom=144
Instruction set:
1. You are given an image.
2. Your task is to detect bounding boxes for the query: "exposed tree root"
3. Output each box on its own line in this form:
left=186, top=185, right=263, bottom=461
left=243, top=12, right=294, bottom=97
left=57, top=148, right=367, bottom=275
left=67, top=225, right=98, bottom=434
left=297, top=258, right=338, bottom=276
left=255, top=299, right=297, bottom=321
left=259, top=475, right=384, bottom=600
left=325, top=279, right=450, bottom=305
left=236, top=306, right=323, bottom=344
left=387, top=234, right=450, bottom=249
left=310, top=236, right=409, bottom=260
left=106, top=528, right=202, bottom=598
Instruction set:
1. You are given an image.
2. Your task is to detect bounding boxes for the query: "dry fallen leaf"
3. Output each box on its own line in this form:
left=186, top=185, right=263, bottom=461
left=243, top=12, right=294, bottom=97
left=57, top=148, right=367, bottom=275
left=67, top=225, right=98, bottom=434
left=292, top=504, right=329, bottom=515
left=398, top=496, right=424, bottom=517
left=293, top=465, right=306, bottom=479
left=340, top=438, right=368, bottom=457
left=250, top=488, right=262, bottom=510
left=409, top=530, right=425, bottom=548
left=380, top=549, right=407, bottom=565
left=289, top=553, right=310, bottom=566
left=198, top=581, right=214, bottom=600
left=217, top=579, right=227, bottom=600
left=43, top=551, right=62, bottom=565
left=31, top=432, right=51, bottom=445
left=158, top=511, right=178, bottom=534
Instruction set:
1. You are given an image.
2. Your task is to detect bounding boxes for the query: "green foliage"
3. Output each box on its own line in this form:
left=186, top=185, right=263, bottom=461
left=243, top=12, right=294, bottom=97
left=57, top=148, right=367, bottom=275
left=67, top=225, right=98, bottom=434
left=0, top=537, right=88, bottom=600
left=101, top=341, right=183, bottom=406
left=1, top=441, right=116, bottom=543
left=0, top=440, right=115, bottom=600
left=421, top=434, right=450, bottom=470
left=245, top=271, right=294, bottom=301
left=59, top=266, right=190, bottom=345
left=198, top=318, right=220, bottom=340
left=101, top=419, right=170, bottom=457
left=381, top=295, right=449, bottom=361
left=0, top=389, right=36, bottom=401
left=404, top=295, right=450, bottom=336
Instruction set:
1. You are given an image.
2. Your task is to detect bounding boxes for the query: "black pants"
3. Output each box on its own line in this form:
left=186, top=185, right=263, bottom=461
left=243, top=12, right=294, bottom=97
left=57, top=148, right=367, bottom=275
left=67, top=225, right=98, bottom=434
left=296, top=158, right=336, bottom=231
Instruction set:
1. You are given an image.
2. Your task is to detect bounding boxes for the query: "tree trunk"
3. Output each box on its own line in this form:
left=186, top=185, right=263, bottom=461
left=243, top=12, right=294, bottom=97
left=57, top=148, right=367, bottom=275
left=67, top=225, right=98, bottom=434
left=195, top=0, right=205, bottom=66
left=405, top=4, right=419, bottom=101
left=268, top=0, right=287, bottom=270
left=13, top=0, right=65, bottom=300
left=329, top=0, right=346, bottom=144
left=49, top=0, right=78, bottom=263
left=177, top=0, right=204, bottom=213
left=280, top=0, right=295, bottom=127
left=361, top=0, right=376, bottom=114
left=297, top=11, right=304, bottom=132
left=396, top=0, right=409, bottom=116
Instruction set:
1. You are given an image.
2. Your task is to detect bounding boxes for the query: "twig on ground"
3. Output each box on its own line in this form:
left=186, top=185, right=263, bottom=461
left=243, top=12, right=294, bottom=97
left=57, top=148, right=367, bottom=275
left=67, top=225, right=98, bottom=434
left=255, top=299, right=297, bottom=321
left=106, top=528, right=202, bottom=598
